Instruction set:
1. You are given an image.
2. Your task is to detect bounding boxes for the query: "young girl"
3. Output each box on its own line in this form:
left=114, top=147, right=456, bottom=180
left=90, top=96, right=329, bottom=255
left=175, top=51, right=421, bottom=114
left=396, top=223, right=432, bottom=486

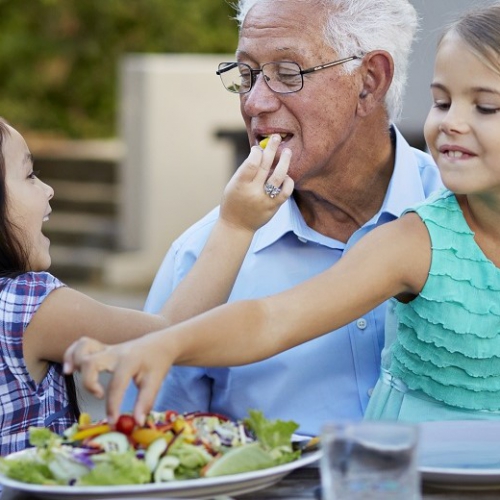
left=66, top=4, right=500, bottom=426
left=0, top=118, right=293, bottom=455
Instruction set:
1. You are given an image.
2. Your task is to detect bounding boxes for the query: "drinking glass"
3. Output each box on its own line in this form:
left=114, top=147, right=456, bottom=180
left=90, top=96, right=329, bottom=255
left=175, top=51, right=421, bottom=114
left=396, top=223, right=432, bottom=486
left=320, top=421, right=421, bottom=500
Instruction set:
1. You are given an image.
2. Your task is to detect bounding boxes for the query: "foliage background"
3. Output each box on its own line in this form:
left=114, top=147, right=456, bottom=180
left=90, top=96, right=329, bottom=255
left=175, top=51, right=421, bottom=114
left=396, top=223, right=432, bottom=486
left=0, top=0, right=238, bottom=138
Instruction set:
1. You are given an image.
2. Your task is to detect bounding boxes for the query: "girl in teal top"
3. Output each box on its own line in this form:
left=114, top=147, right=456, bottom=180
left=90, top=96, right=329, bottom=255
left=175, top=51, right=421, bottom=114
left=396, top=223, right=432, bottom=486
left=66, top=4, right=500, bottom=425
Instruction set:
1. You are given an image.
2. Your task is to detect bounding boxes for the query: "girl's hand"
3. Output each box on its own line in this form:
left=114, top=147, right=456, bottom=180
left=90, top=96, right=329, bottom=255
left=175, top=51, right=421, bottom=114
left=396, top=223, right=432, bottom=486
left=219, top=134, right=294, bottom=233
left=63, top=334, right=171, bottom=425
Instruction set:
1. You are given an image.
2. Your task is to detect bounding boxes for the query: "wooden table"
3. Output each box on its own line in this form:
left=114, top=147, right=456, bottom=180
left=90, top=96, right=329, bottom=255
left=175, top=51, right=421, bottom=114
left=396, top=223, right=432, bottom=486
left=2, top=465, right=500, bottom=500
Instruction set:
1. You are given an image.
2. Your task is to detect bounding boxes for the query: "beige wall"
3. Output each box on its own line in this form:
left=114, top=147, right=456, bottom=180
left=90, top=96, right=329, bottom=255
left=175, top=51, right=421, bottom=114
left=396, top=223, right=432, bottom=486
left=104, top=54, right=242, bottom=287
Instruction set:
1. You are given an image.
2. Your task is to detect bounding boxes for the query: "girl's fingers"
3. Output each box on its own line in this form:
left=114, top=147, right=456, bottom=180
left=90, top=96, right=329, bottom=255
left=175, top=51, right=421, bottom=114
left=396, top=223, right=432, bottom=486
left=233, top=146, right=264, bottom=183
left=253, top=135, right=282, bottom=183
left=106, top=361, right=134, bottom=423
left=279, top=175, right=295, bottom=198
left=63, top=337, right=103, bottom=374
left=133, top=374, right=164, bottom=426
left=265, top=148, right=292, bottom=189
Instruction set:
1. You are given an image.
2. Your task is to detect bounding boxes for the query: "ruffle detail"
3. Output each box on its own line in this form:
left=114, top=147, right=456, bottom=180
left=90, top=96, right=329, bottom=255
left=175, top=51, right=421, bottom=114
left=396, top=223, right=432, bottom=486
left=391, top=347, right=500, bottom=411
left=389, top=190, right=500, bottom=411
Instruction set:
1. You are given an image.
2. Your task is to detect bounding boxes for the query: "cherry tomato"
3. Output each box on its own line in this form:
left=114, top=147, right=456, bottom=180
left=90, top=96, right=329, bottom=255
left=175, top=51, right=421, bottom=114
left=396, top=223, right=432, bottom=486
left=115, top=414, right=136, bottom=436
left=164, top=410, right=179, bottom=422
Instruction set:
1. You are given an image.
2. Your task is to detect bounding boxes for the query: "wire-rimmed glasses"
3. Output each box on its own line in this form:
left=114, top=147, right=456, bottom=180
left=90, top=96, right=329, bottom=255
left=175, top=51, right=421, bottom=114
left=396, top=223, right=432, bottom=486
left=216, top=56, right=361, bottom=94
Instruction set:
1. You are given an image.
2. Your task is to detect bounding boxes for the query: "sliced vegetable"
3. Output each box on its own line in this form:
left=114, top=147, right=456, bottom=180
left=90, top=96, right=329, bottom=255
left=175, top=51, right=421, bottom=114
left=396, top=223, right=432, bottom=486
left=145, top=438, right=168, bottom=472
left=259, top=137, right=270, bottom=149
left=90, top=432, right=130, bottom=453
left=72, top=424, right=111, bottom=442
left=153, top=456, right=180, bottom=483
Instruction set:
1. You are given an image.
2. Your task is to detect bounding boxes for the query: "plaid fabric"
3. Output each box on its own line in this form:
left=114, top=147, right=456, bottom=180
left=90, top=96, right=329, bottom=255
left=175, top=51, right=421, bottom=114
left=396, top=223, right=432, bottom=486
left=0, top=272, right=75, bottom=456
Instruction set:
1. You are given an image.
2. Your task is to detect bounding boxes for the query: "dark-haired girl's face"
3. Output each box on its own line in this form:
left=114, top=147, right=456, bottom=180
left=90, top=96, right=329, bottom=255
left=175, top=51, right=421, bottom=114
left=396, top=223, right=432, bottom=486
left=3, top=125, right=54, bottom=271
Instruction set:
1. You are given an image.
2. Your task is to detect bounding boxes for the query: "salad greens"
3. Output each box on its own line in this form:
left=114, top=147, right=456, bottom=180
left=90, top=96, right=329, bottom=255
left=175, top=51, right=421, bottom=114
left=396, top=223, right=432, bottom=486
left=0, top=410, right=301, bottom=486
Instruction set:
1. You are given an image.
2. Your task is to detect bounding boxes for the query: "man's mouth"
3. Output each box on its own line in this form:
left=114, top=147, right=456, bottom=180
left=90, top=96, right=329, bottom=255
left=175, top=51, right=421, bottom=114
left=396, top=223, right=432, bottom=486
left=258, top=133, right=291, bottom=144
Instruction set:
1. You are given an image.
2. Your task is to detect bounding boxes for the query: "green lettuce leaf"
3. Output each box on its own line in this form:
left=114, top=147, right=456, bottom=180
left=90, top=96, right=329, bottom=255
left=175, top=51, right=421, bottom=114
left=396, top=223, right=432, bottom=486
left=244, top=409, right=300, bottom=463
left=77, top=452, right=150, bottom=486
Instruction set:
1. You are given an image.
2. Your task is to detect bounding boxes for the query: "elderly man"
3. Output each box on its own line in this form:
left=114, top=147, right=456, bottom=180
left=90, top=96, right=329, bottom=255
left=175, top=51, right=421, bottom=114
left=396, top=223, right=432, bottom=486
left=129, top=0, right=442, bottom=436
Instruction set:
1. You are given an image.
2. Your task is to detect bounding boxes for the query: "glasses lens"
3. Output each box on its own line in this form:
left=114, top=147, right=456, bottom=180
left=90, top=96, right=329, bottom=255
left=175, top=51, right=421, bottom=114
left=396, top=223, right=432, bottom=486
left=262, top=62, right=303, bottom=93
left=217, top=62, right=252, bottom=94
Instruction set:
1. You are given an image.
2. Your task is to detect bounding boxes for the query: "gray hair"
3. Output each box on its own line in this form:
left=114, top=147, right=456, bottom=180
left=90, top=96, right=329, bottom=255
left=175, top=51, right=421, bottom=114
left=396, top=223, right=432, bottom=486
left=235, top=0, right=419, bottom=122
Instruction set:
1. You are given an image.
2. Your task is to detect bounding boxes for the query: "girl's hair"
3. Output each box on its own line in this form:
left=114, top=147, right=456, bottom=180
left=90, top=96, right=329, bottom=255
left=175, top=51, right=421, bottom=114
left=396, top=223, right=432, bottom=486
left=442, top=3, right=500, bottom=76
left=0, top=119, right=31, bottom=278
left=0, top=118, right=80, bottom=420
left=234, top=0, right=419, bottom=123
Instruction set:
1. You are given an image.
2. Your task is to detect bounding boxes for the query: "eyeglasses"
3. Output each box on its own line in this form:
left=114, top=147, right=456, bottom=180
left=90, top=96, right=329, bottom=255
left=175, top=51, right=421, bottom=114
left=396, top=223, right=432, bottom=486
left=216, top=56, right=361, bottom=94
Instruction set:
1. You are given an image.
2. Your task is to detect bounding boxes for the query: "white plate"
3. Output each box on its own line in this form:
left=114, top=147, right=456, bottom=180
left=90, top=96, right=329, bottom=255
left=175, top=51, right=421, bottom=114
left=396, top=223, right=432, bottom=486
left=0, top=449, right=321, bottom=499
left=419, top=420, right=500, bottom=489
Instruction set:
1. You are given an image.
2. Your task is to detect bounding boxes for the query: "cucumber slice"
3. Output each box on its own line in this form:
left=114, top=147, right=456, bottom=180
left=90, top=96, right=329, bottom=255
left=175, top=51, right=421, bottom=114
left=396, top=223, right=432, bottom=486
left=90, top=432, right=130, bottom=453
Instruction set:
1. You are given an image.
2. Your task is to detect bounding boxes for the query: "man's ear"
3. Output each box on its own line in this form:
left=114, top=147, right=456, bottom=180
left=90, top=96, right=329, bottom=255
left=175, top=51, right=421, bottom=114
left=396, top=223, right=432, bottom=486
left=357, top=50, right=393, bottom=116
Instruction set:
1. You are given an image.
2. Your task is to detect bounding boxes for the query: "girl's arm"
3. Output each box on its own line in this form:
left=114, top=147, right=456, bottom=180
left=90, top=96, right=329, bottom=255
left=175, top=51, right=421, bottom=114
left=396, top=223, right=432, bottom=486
left=24, top=135, right=293, bottom=374
left=160, top=135, right=293, bottom=324
left=65, top=212, right=431, bottom=423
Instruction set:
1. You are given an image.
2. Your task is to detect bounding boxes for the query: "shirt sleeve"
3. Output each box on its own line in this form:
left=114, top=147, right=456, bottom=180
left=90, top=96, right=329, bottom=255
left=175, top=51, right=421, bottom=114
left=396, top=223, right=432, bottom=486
left=0, top=272, right=65, bottom=377
left=122, top=219, right=217, bottom=414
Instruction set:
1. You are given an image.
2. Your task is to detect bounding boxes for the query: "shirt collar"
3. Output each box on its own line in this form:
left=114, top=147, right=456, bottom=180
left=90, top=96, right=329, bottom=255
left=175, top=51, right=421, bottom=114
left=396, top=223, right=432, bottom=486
left=372, top=125, right=428, bottom=223
left=253, top=125, right=428, bottom=252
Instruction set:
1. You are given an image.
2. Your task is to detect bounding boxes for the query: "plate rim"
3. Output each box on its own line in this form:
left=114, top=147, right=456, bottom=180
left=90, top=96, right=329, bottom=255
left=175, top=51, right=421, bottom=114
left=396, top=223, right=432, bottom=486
left=417, top=420, right=500, bottom=487
left=0, top=448, right=321, bottom=496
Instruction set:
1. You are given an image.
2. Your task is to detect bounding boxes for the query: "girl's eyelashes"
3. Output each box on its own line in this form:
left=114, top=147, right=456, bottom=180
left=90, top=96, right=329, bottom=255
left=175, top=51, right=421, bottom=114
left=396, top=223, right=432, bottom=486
left=476, top=105, right=500, bottom=115
left=432, top=101, right=450, bottom=111
left=28, top=170, right=41, bottom=180
left=431, top=101, right=500, bottom=114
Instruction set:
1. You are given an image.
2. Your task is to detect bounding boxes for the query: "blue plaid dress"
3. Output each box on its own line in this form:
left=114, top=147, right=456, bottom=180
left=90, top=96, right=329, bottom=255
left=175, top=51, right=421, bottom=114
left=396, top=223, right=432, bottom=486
left=0, top=272, right=76, bottom=456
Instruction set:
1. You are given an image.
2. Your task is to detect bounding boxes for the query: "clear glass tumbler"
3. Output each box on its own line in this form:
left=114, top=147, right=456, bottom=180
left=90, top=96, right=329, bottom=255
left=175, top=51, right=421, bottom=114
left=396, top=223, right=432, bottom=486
left=320, top=421, right=421, bottom=500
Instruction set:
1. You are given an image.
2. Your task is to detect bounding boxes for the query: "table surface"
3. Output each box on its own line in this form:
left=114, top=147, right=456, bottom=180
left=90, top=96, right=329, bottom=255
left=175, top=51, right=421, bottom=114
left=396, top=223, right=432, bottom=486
left=2, top=465, right=500, bottom=500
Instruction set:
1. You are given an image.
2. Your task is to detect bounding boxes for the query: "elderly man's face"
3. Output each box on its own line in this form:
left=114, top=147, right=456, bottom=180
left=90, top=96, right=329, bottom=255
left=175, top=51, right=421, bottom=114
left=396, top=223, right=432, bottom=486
left=237, top=0, right=360, bottom=187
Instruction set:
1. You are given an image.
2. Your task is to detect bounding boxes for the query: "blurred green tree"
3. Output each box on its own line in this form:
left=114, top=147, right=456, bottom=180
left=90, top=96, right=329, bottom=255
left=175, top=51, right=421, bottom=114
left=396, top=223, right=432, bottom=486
left=0, top=0, right=238, bottom=138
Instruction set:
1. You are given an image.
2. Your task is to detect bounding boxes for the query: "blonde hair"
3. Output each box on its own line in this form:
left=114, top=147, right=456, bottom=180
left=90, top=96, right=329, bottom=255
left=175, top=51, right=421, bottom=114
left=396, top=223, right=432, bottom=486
left=441, top=2, right=500, bottom=77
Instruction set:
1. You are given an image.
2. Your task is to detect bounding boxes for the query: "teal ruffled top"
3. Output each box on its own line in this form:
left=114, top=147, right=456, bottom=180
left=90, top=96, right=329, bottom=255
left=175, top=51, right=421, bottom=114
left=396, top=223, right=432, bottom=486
left=389, top=190, right=500, bottom=411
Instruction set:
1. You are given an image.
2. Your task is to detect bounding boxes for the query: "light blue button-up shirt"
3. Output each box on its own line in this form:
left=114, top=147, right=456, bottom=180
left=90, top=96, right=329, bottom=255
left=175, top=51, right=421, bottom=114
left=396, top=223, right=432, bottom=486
left=124, top=127, right=443, bottom=436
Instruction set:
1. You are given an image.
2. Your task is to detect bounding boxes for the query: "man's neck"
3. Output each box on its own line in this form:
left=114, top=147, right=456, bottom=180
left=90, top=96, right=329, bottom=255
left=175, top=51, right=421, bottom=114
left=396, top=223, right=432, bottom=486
left=294, top=127, right=396, bottom=242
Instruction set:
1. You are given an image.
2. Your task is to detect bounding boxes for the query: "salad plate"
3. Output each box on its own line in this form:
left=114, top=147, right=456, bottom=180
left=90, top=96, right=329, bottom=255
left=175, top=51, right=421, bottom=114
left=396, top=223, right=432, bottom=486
left=0, top=448, right=321, bottom=499
left=418, top=420, right=500, bottom=490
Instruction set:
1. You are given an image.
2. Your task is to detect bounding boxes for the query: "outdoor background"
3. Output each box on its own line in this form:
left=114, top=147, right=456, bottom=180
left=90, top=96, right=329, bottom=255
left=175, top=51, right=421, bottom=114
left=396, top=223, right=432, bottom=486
left=0, top=0, right=496, bottom=301
left=0, top=0, right=237, bottom=139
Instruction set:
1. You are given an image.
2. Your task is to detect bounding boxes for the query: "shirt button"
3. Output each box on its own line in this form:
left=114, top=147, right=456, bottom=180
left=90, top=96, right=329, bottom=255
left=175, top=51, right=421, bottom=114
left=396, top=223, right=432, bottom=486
left=356, top=318, right=367, bottom=330
left=367, top=388, right=374, bottom=397
left=297, top=236, right=307, bottom=243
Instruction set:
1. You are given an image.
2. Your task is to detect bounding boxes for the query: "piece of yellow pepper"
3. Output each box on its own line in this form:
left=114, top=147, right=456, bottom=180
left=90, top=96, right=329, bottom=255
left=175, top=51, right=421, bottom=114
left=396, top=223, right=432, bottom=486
left=259, top=137, right=270, bottom=149
left=78, top=412, right=92, bottom=427
left=72, top=424, right=112, bottom=441
left=132, top=428, right=169, bottom=447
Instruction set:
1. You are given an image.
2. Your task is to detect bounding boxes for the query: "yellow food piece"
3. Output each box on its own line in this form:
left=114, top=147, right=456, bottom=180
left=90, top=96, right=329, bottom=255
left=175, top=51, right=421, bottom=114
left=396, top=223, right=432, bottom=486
left=132, top=428, right=168, bottom=447
left=259, top=137, right=270, bottom=149
left=78, top=412, right=92, bottom=427
left=72, top=424, right=112, bottom=441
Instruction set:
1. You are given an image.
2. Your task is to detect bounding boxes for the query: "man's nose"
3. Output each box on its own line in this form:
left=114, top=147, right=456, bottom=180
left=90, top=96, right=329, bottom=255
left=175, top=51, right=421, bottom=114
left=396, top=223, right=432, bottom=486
left=241, top=72, right=281, bottom=115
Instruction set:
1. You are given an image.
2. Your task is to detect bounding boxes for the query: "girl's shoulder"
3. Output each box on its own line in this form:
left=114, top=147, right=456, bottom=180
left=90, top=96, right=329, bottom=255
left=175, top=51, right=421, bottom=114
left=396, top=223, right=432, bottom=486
left=0, top=271, right=65, bottom=299
left=404, top=189, right=462, bottom=226
left=407, top=188, right=455, bottom=213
